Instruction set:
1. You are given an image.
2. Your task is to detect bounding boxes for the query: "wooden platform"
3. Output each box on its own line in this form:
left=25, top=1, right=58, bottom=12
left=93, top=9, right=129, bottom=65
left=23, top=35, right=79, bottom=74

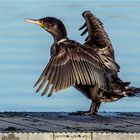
left=0, top=112, right=139, bottom=133
left=0, top=112, right=140, bottom=140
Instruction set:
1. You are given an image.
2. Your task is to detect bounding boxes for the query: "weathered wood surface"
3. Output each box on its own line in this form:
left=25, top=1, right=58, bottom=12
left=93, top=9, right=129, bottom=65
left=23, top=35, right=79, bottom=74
left=0, top=112, right=139, bottom=133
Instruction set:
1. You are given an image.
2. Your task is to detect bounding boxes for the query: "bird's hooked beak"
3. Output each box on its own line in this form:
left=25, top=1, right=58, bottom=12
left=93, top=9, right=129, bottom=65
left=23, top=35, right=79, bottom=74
left=24, top=18, right=46, bottom=29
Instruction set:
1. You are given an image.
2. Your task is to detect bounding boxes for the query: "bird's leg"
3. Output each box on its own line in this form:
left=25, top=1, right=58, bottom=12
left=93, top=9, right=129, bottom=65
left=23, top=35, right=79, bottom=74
left=69, top=101, right=101, bottom=115
left=89, top=101, right=101, bottom=114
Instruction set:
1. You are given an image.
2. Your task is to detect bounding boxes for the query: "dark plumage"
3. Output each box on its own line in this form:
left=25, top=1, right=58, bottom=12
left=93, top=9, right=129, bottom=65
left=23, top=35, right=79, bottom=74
left=25, top=11, right=140, bottom=115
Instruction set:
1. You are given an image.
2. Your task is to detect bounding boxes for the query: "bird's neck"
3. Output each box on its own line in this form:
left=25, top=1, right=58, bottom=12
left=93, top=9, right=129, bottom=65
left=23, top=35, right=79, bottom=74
left=53, top=33, right=68, bottom=45
left=56, top=38, right=67, bottom=45
left=53, top=26, right=68, bottom=43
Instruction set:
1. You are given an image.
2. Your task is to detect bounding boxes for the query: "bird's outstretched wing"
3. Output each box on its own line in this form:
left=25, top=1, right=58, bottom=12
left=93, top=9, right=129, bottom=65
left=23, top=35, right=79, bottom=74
left=79, top=11, right=120, bottom=73
left=34, top=42, right=111, bottom=97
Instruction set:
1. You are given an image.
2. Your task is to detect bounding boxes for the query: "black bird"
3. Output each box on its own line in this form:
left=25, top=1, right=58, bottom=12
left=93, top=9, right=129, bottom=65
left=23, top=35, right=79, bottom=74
left=25, top=11, right=140, bottom=115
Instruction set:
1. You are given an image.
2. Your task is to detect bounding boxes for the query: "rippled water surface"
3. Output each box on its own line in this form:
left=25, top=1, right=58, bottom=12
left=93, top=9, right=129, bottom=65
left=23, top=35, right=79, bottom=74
left=0, top=0, right=140, bottom=112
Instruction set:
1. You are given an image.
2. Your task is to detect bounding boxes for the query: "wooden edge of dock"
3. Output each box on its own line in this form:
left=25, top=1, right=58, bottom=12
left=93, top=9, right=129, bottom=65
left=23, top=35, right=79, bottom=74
left=0, top=112, right=140, bottom=140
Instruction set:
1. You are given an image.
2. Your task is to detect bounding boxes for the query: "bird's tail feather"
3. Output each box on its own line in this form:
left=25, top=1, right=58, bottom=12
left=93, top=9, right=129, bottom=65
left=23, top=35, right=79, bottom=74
left=124, top=87, right=140, bottom=97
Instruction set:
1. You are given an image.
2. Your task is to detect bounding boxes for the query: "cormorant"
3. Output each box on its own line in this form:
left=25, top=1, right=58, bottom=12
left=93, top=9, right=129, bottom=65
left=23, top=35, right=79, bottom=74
left=25, top=11, right=140, bottom=115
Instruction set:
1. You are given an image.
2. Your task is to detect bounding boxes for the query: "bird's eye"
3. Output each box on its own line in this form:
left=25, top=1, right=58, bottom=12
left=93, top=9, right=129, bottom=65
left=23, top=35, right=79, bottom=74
left=40, top=20, right=44, bottom=23
left=48, top=23, right=52, bottom=26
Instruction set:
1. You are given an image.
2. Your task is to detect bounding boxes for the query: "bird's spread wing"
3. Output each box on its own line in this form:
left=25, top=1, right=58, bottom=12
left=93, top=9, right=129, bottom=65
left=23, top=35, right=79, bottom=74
left=79, top=11, right=120, bottom=73
left=34, top=43, right=111, bottom=97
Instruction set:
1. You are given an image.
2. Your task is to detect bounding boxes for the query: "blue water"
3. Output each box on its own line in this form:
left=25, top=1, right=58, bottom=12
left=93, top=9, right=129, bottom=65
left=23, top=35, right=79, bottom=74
left=0, top=0, right=140, bottom=112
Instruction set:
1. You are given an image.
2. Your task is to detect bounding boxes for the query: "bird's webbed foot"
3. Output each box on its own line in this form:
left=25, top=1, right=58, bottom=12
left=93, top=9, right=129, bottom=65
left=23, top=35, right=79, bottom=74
left=69, top=110, right=97, bottom=116
left=69, top=101, right=101, bottom=116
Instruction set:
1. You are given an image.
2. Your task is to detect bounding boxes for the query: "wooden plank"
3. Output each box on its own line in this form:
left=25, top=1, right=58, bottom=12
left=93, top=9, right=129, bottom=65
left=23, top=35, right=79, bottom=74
left=0, top=112, right=139, bottom=133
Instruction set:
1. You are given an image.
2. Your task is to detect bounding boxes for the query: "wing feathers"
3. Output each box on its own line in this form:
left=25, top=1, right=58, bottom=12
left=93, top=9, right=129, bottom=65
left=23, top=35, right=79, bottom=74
left=36, top=76, right=48, bottom=93
left=70, top=60, right=76, bottom=85
left=34, top=44, right=109, bottom=96
left=40, top=66, right=56, bottom=95
left=79, top=11, right=120, bottom=73
left=71, top=59, right=80, bottom=84
left=81, top=28, right=88, bottom=36
left=46, top=66, right=59, bottom=96
left=76, top=61, right=86, bottom=84
left=33, top=64, right=50, bottom=87
left=55, top=65, right=62, bottom=92
left=79, top=22, right=86, bottom=30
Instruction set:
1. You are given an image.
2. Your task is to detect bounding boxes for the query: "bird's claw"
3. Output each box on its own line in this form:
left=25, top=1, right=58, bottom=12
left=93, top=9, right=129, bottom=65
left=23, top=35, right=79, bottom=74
left=69, top=111, right=97, bottom=116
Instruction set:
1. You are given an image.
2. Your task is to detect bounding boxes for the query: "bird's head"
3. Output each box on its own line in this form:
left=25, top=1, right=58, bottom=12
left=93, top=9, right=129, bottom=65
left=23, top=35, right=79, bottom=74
left=25, top=17, right=67, bottom=42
